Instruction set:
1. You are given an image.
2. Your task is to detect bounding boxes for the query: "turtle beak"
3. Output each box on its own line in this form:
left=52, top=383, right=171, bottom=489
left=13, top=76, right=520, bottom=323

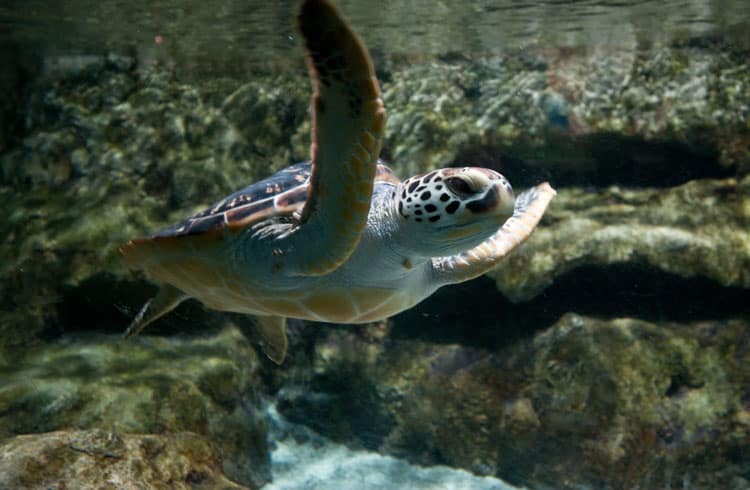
left=465, top=173, right=515, bottom=218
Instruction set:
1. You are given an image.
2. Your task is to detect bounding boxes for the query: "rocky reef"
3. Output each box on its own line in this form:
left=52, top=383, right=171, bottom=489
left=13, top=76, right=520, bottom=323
left=491, top=175, right=750, bottom=302
left=0, top=26, right=748, bottom=489
left=0, top=326, right=270, bottom=488
left=0, top=430, right=249, bottom=489
left=276, top=315, right=750, bottom=488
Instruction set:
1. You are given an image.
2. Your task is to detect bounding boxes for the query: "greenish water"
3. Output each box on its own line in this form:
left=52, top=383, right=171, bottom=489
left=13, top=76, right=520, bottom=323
left=1, top=0, right=749, bottom=489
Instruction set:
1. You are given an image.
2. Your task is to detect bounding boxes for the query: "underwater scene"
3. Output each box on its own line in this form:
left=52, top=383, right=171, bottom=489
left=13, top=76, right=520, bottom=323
left=1, top=0, right=749, bottom=488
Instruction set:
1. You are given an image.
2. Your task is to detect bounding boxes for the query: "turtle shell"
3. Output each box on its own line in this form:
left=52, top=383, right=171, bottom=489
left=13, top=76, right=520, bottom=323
left=154, top=162, right=312, bottom=239
left=150, top=160, right=400, bottom=240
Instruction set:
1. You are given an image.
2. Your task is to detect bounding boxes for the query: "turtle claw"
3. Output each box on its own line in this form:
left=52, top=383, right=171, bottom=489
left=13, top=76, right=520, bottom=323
left=122, top=298, right=153, bottom=338
left=123, top=284, right=187, bottom=339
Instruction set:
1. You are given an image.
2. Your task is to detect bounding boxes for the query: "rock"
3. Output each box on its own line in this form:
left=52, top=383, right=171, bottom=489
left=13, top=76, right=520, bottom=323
left=382, top=43, right=750, bottom=179
left=0, top=430, right=250, bottom=489
left=490, top=175, right=750, bottom=301
left=0, top=326, right=270, bottom=488
left=277, top=315, right=750, bottom=489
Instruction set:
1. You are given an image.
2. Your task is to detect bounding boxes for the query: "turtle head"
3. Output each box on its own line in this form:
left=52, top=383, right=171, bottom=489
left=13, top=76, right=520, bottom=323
left=395, top=167, right=515, bottom=256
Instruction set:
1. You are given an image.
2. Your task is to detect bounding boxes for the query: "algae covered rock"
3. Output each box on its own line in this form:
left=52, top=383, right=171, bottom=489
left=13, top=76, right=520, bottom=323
left=489, top=175, right=750, bottom=301
left=0, top=55, right=309, bottom=358
left=277, top=315, right=750, bottom=489
left=0, top=429, right=249, bottom=490
left=382, top=41, right=750, bottom=178
left=0, top=325, right=270, bottom=488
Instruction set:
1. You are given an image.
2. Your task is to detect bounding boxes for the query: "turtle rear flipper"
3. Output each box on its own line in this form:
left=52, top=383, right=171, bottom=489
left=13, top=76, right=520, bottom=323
left=252, top=315, right=288, bottom=365
left=124, top=290, right=288, bottom=364
left=286, top=0, right=386, bottom=276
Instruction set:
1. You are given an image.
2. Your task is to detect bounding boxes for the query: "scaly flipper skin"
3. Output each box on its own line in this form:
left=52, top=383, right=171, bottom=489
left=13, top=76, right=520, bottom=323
left=291, top=0, right=386, bottom=276
left=432, top=183, right=556, bottom=284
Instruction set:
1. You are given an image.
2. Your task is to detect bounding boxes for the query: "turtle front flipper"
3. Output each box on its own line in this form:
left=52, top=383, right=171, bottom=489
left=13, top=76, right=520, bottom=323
left=123, top=284, right=188, bottom=338
left=287, top=0, right=386, bottom=276
left=432, top=183, right=556, bottom=284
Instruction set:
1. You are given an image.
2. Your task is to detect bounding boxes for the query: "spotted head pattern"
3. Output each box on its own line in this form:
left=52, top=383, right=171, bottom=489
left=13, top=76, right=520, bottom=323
left=398, top=167, right=514, bottom=223
left=394, top=167, right=516, bottom=257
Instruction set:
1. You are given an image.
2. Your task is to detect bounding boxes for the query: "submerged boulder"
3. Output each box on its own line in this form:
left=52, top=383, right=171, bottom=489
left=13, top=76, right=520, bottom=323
left=277, top=314, right=750, bottom=489
left=0, top=430, right=250, bottom=490
left=491, top=175, right=750, bottom=302
left=0, top=326, right=270, bottom=488
left=383, top=41, right=750, bottom=179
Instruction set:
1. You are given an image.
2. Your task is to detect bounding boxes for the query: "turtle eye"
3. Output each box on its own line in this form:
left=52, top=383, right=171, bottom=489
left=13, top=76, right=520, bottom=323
left=445, top=177, right=473, bottom=196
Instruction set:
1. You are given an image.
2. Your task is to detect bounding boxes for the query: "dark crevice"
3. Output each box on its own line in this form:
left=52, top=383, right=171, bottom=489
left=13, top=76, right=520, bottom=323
left=54, top=272, right=220, bottom=339
left=453, top=133, right=733, bottom=190
left=0, top=44, right=41, bottom=156
left=56, top=264, right=749, bottom=354
left=390, top=263, right=750, bottom=351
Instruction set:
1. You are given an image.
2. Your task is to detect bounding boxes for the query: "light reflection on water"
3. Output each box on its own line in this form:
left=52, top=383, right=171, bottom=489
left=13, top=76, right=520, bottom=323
left=1, top=0, right=748, bottom=75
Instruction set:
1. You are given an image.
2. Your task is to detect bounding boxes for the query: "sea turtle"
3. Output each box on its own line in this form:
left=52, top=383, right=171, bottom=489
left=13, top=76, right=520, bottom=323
left=121, top=0, right=556, bottom=364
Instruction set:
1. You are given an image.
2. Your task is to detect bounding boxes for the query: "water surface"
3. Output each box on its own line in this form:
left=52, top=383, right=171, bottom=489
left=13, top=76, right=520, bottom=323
left=2, top=0, right=748, bottom=75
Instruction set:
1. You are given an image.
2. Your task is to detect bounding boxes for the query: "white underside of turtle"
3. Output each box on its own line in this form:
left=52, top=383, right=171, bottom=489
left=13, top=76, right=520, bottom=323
left=120, top=0, right=556, bottom=364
